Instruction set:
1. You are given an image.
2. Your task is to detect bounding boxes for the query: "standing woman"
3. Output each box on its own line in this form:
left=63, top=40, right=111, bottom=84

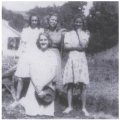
left=45, top=13, right=66, bottom=90
left=63, top=15, right=90, bottom=116
left=14, top=15, right=44, bottom=101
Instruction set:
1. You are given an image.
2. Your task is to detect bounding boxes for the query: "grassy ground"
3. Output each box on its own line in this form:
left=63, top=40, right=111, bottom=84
left=2, top=56, right=118, bottom=119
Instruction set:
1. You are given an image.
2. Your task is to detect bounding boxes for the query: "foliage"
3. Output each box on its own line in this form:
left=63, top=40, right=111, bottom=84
left=2, top=7, right=25, bottom=32
left=59, top=1, right=87, bottom=29
left=86, top=2, right=118, bottom=53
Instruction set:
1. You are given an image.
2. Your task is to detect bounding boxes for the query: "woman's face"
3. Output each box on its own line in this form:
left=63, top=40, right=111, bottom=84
left=39, top=35, right=49, bottom=51
left=74, top=18, right=83, bottom=29
left=31, top=16, right=39, bottom=28
left=49, top=15, right=58, bottom=28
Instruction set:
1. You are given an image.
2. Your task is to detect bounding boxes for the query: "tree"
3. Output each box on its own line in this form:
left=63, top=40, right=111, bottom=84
left=2, top=7, right=25, bottom=32
left=87, top=2, right=118, bottom=53
left=9, top=13, right=25, bottom=32
left=2, top=7, right=14, bottom=21
left=60, top=1, right=87, bottom=29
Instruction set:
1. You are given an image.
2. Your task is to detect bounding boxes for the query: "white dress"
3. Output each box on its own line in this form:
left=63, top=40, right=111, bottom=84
left=19, top=48, right=57, bottom=116
left=15, top=27, right=44, bottom=77
left=63, top=30, right=90, bottom=85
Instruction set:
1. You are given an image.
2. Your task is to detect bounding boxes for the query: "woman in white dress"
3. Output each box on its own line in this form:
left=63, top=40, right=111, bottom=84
left=14, top=15, right=44, bottom=101
left=15, top=33, right=57, bottom=116
left=63, top=15, right=90, bottom=116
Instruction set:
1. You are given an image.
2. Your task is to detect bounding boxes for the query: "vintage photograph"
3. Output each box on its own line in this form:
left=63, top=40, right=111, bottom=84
left=2, top=1, right=118, bottom=119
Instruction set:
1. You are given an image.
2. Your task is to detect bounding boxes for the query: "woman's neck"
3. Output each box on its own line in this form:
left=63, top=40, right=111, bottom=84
left=41, top=48, right=49, bottom=52
left=75, top=28, right=82, bottom=31
left=49, top=27, right=56, bottom=32
left=30, top=26, right=37, bottom=29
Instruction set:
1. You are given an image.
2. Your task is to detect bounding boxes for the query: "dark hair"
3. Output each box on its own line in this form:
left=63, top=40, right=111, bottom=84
left=47, top=13, right=61, bottom=31
left=28, top=15, right=40, bottom=28
left=48, top=13, right=58, bottom=21
left=73, top=14, right=86, bottom=30
left=36, top=32, right=51, bottom=49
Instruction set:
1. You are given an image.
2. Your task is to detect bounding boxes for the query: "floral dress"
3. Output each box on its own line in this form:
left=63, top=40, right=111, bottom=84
left=63, top=30, right=90, bottom=86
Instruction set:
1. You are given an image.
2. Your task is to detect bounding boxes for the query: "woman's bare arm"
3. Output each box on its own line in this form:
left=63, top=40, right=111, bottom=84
left=64, top=43, right=85, bottom=51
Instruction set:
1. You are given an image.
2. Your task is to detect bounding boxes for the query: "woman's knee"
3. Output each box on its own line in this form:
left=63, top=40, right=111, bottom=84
left=78, top=83, right=87, bottom=92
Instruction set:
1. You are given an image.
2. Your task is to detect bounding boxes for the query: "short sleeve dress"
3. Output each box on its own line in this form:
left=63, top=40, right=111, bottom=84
left=63, top=30, right=90, bottom=86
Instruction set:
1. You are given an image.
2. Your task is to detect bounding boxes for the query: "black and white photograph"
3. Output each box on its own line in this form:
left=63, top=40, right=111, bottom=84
left=2, top=1, right=119, bottom=119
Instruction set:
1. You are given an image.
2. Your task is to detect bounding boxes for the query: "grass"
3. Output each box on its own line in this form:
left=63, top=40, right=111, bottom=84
left=2, top=56, right=119, bottom=119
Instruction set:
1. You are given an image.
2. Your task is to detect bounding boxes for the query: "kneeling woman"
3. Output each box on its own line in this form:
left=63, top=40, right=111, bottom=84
left=16, top=33, right=57, bottom=116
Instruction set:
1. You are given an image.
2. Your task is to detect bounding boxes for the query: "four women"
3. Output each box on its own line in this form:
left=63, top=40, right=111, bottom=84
left=10, top=13, right=90, bottom=117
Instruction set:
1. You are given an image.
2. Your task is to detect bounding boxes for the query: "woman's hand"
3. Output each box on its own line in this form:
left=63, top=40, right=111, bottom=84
left=35, top=86, right=46, bottom=96
left=38, top=90, right=46, bottom=97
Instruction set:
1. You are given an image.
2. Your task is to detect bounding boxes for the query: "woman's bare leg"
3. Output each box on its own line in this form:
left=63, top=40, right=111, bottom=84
left=10, top=78, right=23, bottom=108
left=81, top=84, right=89, bottom=116
left=63, top=87, right=73, bottom=113
left=16, top=78, right=23, bottom=100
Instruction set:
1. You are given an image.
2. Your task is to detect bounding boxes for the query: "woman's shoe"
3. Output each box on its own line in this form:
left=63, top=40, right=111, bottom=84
left=9, top=101, right=19, bottom=108
left=63, top=107, right=73, bottom=114
left=82, top=108, right=90, bottom=116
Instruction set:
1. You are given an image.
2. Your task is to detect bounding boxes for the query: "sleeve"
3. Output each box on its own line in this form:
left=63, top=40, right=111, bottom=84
left=17, top=29, right=27, bottom=57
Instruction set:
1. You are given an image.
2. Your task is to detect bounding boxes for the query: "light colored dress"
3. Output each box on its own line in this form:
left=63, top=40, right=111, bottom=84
left=63, top=30, right=90, bottom=85
left=18, top=47, right=57, bottom=116
left=15, top=27, right=44, bottom=77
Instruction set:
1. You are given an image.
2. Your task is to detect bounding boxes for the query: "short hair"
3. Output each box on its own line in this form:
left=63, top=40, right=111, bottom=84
left=36, top=32, right=52, bottom=49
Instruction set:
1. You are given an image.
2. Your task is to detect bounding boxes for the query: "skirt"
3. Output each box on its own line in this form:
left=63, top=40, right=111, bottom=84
left=15, top=44, right=38, bottom=78
left=63, top=51, right=89, bottom=86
